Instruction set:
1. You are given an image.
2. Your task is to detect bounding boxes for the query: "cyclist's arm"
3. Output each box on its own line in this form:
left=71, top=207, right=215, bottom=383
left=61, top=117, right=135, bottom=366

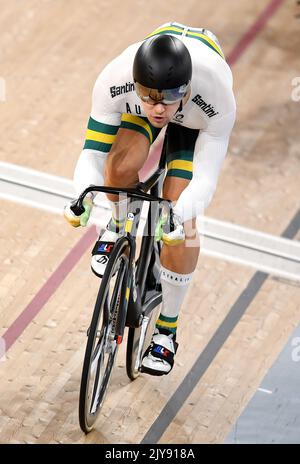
left=173, top=110, right=236, bottom=222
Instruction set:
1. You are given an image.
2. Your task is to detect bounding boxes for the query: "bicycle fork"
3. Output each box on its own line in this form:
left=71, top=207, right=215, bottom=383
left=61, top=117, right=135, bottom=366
left=134, top=315, right=150, bottom=372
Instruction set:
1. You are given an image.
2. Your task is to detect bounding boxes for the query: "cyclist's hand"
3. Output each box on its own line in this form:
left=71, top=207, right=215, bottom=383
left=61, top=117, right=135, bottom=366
left=64, top=196, right=93, bottom=228
left=155, top=211, right=185, bottom=246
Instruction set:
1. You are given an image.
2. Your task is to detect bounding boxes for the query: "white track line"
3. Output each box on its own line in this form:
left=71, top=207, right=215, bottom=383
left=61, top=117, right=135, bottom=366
left=1, top=162, right=299, bottom=282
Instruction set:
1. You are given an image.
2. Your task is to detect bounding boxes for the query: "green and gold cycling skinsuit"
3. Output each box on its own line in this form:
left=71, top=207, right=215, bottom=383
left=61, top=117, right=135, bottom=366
left=74, top=22, right=236, bottom=222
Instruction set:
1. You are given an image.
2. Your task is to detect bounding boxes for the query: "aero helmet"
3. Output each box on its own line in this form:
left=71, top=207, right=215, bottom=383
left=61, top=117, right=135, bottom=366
left=133, top=34, right=192, bottom=104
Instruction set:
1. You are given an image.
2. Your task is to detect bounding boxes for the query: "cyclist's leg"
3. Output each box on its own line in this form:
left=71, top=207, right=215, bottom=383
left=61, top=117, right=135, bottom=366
left=141, top=124, right=199, bottom=375
left=153, top=178, right=199, bottom=339
left=161, top=123, right=200, bottom=272
left=105, top=129, right=149, bottom=202
left=160, top=124, right=200, bottom=326
left=91, top=115, right=161, bottom=277
left=105, top=114, right=161, bottom=204
left=74, top=113, right=161, bottom=210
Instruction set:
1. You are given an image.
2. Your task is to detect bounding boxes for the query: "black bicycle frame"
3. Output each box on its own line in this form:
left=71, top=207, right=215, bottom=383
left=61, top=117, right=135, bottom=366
left=70, top=165, right=169, bottom=335
left=125, top=183, right=162, bottom=329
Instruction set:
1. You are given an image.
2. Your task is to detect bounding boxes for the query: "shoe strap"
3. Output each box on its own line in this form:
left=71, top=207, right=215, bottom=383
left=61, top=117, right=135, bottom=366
left=146, top=341, right=178, bottom=368
left=92, top=241, right=115, bottom=256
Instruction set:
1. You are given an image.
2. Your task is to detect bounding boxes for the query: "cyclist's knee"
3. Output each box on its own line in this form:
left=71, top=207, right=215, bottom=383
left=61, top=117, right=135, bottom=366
left=163, top=176, right=190, bottom=202
left=105, top=130, right=150, bottom=187
left=105, top=159, right=139, bottom=187
left=183, top=218, right=199, bottom=246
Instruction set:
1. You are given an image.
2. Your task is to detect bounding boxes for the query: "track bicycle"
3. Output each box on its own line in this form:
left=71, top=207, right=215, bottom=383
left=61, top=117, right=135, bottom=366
left=70, top=163, right=175, bottom=433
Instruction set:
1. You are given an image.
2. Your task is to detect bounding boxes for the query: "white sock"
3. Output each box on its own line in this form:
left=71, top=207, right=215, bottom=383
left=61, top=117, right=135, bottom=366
left=108, top=198, right=128, bottom=227
left=156, top=265, right=194, bottom=334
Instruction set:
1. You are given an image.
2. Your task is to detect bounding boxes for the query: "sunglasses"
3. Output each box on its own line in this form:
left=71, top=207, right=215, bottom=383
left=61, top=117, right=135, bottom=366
left=134, top=81, right=190, bottom=105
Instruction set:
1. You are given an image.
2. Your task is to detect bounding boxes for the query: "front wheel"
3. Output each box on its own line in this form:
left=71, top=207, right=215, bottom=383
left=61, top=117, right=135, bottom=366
left=79, top=238, right=129, bottom=433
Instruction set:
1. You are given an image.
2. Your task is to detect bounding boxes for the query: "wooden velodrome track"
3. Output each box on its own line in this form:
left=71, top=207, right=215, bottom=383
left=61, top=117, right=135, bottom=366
left=0, top=0, right=300, bottom=444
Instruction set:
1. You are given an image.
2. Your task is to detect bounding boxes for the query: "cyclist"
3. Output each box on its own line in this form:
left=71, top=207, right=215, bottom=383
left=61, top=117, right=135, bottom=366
left=65, top=22, right=236, bottom=376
